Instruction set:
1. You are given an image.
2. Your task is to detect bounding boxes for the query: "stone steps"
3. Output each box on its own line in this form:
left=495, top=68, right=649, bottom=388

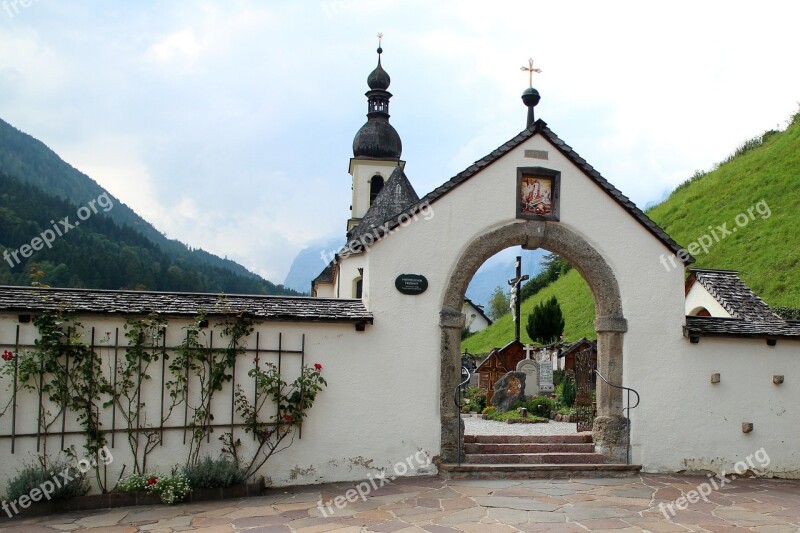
left=464, top=443, right=596, bottom=454
left=441, top=432, right=641, bottom=479
left=438, top=463, right=642, bottom=479
left=465, top=452, right=606, bottom=464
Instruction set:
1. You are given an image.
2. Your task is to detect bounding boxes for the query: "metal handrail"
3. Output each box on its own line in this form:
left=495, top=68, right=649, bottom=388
left=454, top=366, right=471, bottom=466
left=594, top=370, right=640, bottom=465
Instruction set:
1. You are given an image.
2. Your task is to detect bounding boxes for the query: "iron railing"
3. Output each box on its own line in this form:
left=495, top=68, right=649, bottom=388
left=594, top=370, right=640, bottom=465
left=454, top=366, right=471, bottom=465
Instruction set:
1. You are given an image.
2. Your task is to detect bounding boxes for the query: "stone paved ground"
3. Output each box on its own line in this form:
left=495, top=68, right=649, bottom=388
left=1, top=474, right=799, bottom=532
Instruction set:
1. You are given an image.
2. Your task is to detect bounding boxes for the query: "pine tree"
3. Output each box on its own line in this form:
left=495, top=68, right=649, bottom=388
left=526, top=296, right=565, bottom=344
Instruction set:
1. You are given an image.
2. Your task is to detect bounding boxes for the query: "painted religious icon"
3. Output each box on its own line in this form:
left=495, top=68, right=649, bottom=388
left=516, top=168, right=560, bottom=221
left=520, top=176, right=552, bottom=216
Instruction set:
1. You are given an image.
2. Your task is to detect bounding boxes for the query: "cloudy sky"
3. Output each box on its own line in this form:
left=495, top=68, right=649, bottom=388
left=2, top=1, right=798, bottom=283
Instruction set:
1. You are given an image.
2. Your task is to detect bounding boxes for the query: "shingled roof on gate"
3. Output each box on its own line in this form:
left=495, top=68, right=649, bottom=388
left=341, top=120, right=692, bottom=263
left=683, top=269, right=800, bottom=340
left=0, top=286, right=373, bottom=324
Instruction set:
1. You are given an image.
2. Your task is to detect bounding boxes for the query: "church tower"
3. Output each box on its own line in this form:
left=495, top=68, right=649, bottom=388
left=347, top=37, right=405, bottom=233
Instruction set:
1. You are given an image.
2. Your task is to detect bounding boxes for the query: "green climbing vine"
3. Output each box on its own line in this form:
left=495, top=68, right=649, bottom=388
left=222, top=361, right=326, bottom=478
left=169, top=313, right=255, bottom=466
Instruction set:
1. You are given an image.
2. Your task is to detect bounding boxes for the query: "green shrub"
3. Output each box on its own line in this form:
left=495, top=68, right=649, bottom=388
left=483, top=409, right=548, bottom=424
left=5, top=457, right=89, bottom=502
left=482, top=406, right=496, bottom=416
left=553, top=369, right=565, bottom=387
left=521, top=396, right=554, bottom=418
left=558, top=376, right=576, bottom=408
left=183, top=455, right=247, bottom=489
left=461, top=386, right=487, bottom=413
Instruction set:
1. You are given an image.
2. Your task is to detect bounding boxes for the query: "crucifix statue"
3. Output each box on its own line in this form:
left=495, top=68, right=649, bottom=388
left=520, top=58, right=542, bottom=88
left=507, top=255, right=529, bottom=342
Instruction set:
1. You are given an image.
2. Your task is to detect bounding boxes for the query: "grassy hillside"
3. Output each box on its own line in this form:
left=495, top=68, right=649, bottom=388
left=463, top=113, right=800, bottom=354
left=463, top=270, right=594, bottom=353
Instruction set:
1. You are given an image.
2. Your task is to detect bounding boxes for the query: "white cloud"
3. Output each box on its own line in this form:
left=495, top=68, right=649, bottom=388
left=1, top=1, right=799, bottom=283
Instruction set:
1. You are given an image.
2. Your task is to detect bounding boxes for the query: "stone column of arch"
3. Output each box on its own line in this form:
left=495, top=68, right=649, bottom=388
left=439, top=220, right=628, bottom=463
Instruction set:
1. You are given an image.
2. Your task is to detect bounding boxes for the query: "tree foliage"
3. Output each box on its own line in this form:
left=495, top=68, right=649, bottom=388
left=520, top=253, right=572, bottom=301
left=488, top=286, right=510, bottom=321
left=526, top=296, right=565, bottom=344
left=0, top=172, right=298, bottom=294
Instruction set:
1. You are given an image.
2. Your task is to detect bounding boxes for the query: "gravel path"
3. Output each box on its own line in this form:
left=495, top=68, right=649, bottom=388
left=463, top=414, right=578, bottom=436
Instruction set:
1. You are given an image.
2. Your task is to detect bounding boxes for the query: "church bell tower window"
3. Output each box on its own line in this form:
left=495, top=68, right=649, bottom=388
left=369, top=175, right=385, bottom=205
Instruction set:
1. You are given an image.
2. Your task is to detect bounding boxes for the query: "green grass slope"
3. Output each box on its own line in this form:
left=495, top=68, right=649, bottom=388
left=463, top=270, right=595, bottom=353
left=463, top=114, right=800, bottom=354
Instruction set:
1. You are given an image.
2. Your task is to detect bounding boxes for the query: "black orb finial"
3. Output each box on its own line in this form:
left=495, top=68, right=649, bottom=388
left=522, top=87, right=541, bottom=128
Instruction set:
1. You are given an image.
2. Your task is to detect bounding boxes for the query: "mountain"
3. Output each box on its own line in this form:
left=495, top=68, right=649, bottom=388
left=283, top=237, right=345, bottom=294
left=0, top=118, right=297, bottom=295
left=463, top=111, right=800, bottom=353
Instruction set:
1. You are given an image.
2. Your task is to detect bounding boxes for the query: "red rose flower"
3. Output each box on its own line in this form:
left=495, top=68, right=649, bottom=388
left=314, top=363, right=323, bottom=371
left=146, top=476, right=158, bottom=486
left=2, top=350, right=13, bottom=362
left=282, top=414, right=294, bottom=423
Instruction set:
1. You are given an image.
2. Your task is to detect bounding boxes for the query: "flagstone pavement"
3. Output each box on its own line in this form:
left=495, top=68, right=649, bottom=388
left=1, top=474, right=799, bottom=532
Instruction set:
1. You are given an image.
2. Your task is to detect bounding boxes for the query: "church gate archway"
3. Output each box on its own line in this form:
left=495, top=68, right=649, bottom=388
left=439, top=220, right=628, bottom=463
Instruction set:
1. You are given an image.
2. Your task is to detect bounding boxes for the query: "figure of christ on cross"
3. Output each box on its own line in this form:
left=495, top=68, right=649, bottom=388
left=507, top=256, right=529, bottom=342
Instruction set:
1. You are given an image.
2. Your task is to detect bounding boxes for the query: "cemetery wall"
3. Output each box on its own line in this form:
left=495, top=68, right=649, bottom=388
left=0, top=313, right=438, bottom=491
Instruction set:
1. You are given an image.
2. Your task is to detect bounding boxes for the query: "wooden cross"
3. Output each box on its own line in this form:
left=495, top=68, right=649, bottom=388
left=520, top=58, right=542, bottom=87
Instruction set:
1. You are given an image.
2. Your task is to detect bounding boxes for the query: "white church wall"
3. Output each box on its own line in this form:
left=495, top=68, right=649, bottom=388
left=685, top=283, right=732, bottom=317
left=636, top=336, right=800, bottom=477
left=0, top=312, right=437, bottom=491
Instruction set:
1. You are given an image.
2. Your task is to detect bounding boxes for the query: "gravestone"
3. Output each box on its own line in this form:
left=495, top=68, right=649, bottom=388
left=516, top=358, right=540, bottom=397
left=491, top=371, right=527, bottom=412
left=538, top=356, right=554, bottom=394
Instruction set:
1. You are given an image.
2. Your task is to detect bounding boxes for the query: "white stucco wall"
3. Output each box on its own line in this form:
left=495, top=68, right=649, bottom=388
left=637, top=335, right=800, bottom=477
left=0, top=313, right=437, bottom=491
left=685, top=283, right=732, bottom=317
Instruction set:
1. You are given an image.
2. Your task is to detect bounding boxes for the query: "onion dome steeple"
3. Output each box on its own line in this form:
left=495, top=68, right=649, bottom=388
left=353, top=34, right=402, bottom=159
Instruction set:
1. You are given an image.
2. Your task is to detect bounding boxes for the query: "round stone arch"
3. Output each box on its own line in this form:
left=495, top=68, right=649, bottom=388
left=439, top=220, right=629, bottom=463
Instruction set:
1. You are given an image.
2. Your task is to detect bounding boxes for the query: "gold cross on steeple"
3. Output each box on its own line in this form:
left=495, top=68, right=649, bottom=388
left=377, top=32, right=383, bottom=46
left=520, top=58, right=542, bottom=87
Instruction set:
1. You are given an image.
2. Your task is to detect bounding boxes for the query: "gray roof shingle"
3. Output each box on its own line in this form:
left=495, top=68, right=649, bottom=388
left=0, top=286, right=373, bottom=324
left=347, top=166, right=419, bottom=245
left=684, top=269, right=800, bottom=339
